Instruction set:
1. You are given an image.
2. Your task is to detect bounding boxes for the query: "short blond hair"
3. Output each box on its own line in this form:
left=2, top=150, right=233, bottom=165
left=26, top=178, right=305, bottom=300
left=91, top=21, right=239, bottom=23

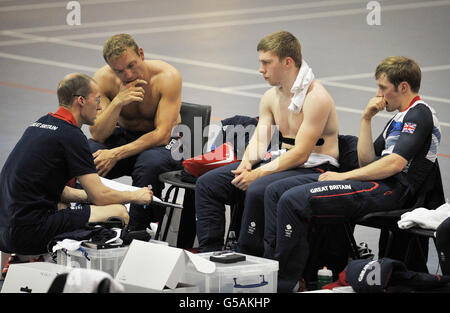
left=257, top=30, right=302, bottom=68
left=103, top=33, right=140, bottom=63
left=375, top=56, right=421, bottom=93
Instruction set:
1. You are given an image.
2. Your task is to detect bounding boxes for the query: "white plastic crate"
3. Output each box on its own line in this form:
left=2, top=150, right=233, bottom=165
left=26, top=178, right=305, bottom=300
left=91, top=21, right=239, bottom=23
left=182, top=252, right=278, bottom=293
left=57, top=245, right=128, bottom=278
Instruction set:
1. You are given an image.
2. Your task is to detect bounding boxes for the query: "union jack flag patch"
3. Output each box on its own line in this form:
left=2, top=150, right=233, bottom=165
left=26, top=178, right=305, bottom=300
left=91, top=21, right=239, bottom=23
left=402, top=122, right=417, bottom=134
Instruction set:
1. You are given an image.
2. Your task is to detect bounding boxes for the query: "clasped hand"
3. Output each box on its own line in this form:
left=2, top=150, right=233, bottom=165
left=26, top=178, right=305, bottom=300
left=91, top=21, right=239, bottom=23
left=231, top=162, right=257, bottom=191
left=93, top=149, right=119, bottom=177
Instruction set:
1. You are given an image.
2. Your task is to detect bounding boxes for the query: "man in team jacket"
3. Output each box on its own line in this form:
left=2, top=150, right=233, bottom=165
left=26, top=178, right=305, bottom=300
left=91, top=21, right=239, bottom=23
left=0, top=73, right=152, bottom=256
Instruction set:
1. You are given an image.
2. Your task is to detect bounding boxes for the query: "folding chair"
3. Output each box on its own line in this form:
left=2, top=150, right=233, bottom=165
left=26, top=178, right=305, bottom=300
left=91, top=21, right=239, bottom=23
left=156, top=102, right=211, bottom=247
left=357, top=158, right=444, bottom=268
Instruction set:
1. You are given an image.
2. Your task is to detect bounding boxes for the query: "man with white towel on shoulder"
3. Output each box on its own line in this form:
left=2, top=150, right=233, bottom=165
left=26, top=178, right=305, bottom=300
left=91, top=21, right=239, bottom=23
left=195, top=30, right=340, bottom=255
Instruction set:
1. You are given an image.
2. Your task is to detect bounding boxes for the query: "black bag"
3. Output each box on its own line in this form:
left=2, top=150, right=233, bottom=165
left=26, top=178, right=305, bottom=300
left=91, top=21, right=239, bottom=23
left=211, top=115, right=259, bottom=160
left=346, top=257, right=450, bottom=292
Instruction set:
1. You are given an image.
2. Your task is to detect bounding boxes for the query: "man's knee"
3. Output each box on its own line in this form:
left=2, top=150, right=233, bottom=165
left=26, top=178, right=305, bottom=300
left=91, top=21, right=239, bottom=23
left=89, top=204, right=129, bottom=225
left=264, top=182, right=283, bottom=204
left=196, top=168, right=226, bottom=196
left=116, top=205, right=130, bottom=225
left=246, top=177, right=268, bottom=200
left=132, top=157, right=168, bottom=186
left=103, top=204, right=130, bottom=225
left=134, top=147, right=177, bottom=177
left=278, top=189, right=310, bottom=220
left=196, top=172, right=212, bottom=194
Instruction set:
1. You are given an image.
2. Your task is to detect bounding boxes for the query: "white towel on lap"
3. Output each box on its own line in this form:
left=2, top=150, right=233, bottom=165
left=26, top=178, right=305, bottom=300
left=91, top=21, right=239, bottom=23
left=288, top=60, right=315, bottom=114
left=397, top=202, right=450, bottom=231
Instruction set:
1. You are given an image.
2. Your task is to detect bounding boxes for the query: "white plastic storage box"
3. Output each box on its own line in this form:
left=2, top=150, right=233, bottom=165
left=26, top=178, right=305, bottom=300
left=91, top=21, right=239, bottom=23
left=57, top=245, right=129, bottom=278
left=182, top=252, right=278, bottom=293
left=1, top=262, right=70, bottom=293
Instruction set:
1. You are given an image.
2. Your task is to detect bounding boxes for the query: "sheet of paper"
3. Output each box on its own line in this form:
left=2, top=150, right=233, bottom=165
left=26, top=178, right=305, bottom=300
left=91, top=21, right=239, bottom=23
left=99, top=177, right=164, bottom=205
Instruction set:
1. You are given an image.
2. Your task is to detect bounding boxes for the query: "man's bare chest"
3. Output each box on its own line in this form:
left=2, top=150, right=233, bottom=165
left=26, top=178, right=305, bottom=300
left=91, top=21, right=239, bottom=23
left=273, top=98, right=303, bottom=137
left=119, top=89, right=160, bottom=120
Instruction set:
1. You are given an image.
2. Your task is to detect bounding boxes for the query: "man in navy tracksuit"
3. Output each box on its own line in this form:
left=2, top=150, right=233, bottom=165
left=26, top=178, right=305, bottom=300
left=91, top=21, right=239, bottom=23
left=264, top=56, right=442, bottom=292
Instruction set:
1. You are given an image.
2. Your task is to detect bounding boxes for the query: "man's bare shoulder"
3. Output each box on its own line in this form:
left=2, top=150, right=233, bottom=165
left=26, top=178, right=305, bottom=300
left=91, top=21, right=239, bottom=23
left=146, top=60, right=181, bottom=79
left=263, top=86, right=278, bottom=97
left=145, top=60, right=182, bottom=92
left=93, top=65, right=120, bottom=95
left=305, top=80, right=334, bottom=108
left=260, top=87, right=278, bottom=106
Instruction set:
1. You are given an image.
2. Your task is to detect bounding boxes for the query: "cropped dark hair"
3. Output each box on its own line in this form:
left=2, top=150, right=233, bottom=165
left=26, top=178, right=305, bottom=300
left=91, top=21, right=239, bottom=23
left=375, top=56, right=421, bottom=92
left=57, top=73, right=94, bottom=107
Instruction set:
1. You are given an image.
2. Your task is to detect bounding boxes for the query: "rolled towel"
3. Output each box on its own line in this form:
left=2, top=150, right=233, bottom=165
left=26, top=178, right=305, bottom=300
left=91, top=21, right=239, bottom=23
left=398, top=202, right=450, bottom=231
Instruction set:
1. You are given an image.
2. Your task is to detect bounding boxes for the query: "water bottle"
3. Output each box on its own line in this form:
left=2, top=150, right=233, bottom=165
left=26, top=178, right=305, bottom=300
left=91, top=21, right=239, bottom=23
left=225, top=231, right=238, bottom=251
left=317, top=266, right=333, bottom=289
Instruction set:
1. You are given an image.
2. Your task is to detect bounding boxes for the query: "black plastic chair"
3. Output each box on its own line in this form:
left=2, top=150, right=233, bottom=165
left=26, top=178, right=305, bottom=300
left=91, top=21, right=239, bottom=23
left=156, top=102, right=211, bottom=246
left=358, top=158, right=444, bottom=268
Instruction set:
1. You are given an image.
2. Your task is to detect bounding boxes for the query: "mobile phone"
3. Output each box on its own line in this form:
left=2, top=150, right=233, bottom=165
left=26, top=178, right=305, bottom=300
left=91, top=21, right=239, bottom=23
left=209, top=253, right=246, bottom=264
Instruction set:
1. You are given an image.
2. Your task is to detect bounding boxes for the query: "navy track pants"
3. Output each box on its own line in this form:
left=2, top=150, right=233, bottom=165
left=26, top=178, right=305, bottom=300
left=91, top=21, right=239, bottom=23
left=263, top=174, right=409, bottom=292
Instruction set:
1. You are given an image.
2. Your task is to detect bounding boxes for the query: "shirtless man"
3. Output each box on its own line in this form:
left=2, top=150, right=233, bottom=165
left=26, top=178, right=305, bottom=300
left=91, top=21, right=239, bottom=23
left=88, top=34, right=182, bottom=230
left=195, top=31, right=339, bottom=254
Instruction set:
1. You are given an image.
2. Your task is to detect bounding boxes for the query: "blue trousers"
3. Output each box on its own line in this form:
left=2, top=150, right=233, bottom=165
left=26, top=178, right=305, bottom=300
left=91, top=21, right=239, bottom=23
left=195, top=161, right=331, bottom=253
left=88, top=128, right=181, bottom=230
left=195, top=162, right=242, bottom=252
left=263, top=174, right=409, bottom=292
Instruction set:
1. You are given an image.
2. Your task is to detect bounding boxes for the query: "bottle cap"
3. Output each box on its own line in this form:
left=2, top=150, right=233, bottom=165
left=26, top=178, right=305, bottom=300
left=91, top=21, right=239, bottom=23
left=317, top=266, right=333, bottom=276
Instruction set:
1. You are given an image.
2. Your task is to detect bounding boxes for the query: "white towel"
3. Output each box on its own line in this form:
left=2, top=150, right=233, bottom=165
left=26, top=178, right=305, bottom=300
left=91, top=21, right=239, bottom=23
left=288, top=60, right=315, bottom=114
left=301, top=153, right=340, bottom=168
left=397, top=202, right=450, bottom=231
left=52, top=238, right=84, bottom=253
